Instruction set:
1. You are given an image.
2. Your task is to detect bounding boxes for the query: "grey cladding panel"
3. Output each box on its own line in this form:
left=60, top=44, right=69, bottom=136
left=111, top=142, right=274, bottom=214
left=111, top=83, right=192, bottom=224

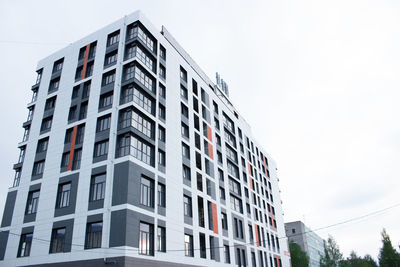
left=1, top=191, right=17, bottom=227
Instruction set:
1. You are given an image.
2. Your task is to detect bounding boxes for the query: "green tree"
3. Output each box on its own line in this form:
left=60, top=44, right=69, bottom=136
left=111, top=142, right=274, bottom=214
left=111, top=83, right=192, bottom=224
left=289, top=241, right=309, bottom=267
left=320, top=235, right=343, bottom=267
left=379, top=229, right=400, bottom=267
left=339, top=251, right=378, bottom=267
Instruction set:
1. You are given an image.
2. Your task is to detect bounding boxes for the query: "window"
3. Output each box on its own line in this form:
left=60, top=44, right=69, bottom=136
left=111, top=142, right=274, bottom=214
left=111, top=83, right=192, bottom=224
left=159, top=104, right=165, bottom=120
left=50, top=228, right=66, bottom=253
left=88, top=42, right=97, bottom=58
left=32, top=160, right=45, bottom=176
left=117, top=135, right=153, bottom=165
left=56, top=183, right=71, bottom=208
left=251, top=252, right=256, bottom=267
left=52, top=58, right=64, bottom=73
left=158, top=126, right=165, bottom=142
left=35, top=69, right=43, bottom=85
left=45, top=96, right=56, bottom=111
left=85, top=222, right=102, bottom=249
left=96, top=114, right=111, bottom=132
left=120, top=85, right=154, bottom=114
left=48, top=78, right=60, bottom=92
left=68, top=106, right=77, bottom=121
left=199, top=233, right=206, bottom=258
left=104, top=51, right=118, bottom=66
left=181, top=103, right=188, bottom=118
left=210, top=236, right=216, bottom=260
left=183, top=195, right=192, bottom=217
left=184, top=234, right=193, bottom=257
left=17, top=233, right=33, bottom=257
left=157, top=226, right=166, bottom=252
left=218, top=169, right=224, bottom=181
left=160, top=45, right=166, bottom=60
left=157, top=183, right=166, bottom=207
left=221, top=212, right=228, bottom=230
left=180, top=66, right=187, bottom=83
left=36, top=138, right=49, bottom=153
left=182, top=164, right=191, bottom=181
left=159, top=83, right=166, bottom=98
left=75, top=66, right=83, bottom=81
left=126, top=24, right=156, bottom=52
left=60, top=152, right=69, bottom=169
left=230, top=195, right=243, bottom=213
left=181, top=122, right=189, bottom=138
left=139, top=222, right=154, bottom=255
left=119, top=109, right=153, bottom=138
left=22, top=126, right=30, bottom=142
left=220, top=187, right=226, bottom=201
left=13, top=169, right=21, bottom=187
left=123, top=64, right=154, bottom=92
left=197, top=173, right=203, bottom=191
left=140, top=176, right=154, bottom=207
left=158, top=150, right=165, bottom=166
left=26, top=190, right=40, bottom=214
left=90, top=173, right=106, bottom=201
left=107, top=30, right=120, bottom=46
left=224, top=245, right=231, bottom=263
left=182, top=143, right=190, bottom=159
left=198, top=196, right=205, bottom=227
left=229, top=178, right=241, bottom=195
left=85, top=62, right=94, bottom=78
left=40, top=116, right=53, bottom=132
left=82, top=81, right=91, bottom=98
left=71, top=149, right=82, bottom=170
left=99, top=92, right=113, bottom=109
left=94, top=140, right=109, bottom=158
left=79, top=101, right=88, bottom=120
left=102, top=70, right=115, bottom=86
left=159, top=64, right=166, bottom=79
left=76, top=124, right=85, bottom=144
left=181, top=85, right=188, bottom=100
left=125, top=44, right=155, bottom=71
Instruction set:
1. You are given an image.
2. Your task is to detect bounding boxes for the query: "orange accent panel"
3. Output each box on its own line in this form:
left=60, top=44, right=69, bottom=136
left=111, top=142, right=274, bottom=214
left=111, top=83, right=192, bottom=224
left=250, top=178, right=254, bottom=190
left=206, top=125, right=212, bottom=142
left=248, top=163, right=252, bottom=177
left=276, top=256, right=280, bottom=267
left=67, top=126, right=78, bottom=171
left=263, top=155, right=268, bottom=177
left=208, top=143, right=214, bottom=160
left=212, top=203, right=218, bottom=234
left=81, top=44, right=90, bottom=80
left=254, top=224, right=260, bottom=247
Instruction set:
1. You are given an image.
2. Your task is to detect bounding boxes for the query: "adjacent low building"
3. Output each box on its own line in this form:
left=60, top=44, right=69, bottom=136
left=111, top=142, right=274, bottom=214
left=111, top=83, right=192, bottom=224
left=0, top=10, right=290, bottom=267
left=285, top=221, right=325, bottom=267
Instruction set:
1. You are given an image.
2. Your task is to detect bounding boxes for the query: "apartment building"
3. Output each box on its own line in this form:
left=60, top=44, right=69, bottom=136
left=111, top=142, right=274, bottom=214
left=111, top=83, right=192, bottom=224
left=285, top=221, right=325, bottom=267
left=0, top=11, right=290, bottom=267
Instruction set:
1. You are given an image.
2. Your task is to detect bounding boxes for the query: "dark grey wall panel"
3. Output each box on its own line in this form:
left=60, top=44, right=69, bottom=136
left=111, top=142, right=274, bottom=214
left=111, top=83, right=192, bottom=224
left=0, top=231, right=9, bottom=260
left=1, top=191, right=17, bottom=227
left=52, top=219, right=74, bottom=253
left=54, top=173, right=79, bottom=217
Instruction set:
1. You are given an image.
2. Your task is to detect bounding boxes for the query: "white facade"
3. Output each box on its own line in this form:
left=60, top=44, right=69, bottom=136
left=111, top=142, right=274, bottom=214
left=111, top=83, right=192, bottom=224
left=0, top=11, right=290, bottom=267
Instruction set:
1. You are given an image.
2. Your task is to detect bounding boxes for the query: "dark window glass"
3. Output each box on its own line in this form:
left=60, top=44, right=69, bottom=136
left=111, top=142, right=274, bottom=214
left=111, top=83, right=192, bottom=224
left=17, top=233, right=33, bottom=257
left=139, top=222, right=154, bottom=255
left=85, top=222, right=102, bottom=249
left=56, top=183, right=71, bottom=208
left=50, top=228, right=66, bottom=253
left=26, top=190, right=40, bottom=214
left=90, top=173, right=106, bottom=201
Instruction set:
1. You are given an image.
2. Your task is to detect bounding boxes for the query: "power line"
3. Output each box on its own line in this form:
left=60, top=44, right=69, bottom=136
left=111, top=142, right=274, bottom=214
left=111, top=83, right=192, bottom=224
left=1, top=202, right=399, bottom=254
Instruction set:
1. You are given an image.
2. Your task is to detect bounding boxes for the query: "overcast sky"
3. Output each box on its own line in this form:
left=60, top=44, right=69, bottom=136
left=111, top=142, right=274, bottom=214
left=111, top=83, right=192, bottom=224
left=1, top=0, right=399, bottom=260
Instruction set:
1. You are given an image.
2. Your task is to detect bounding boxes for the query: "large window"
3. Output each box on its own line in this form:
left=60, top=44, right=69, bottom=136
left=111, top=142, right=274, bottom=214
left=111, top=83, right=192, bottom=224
left=50, top=228, right=66, bottom=253
left=119, top=109, right=153, bottom=138
left=56, top=183, right=71, bottom=208
left=32, top=160, right=45, bottom=176
left=184, top=234, right=193, bottom=257
left=99, top=92, right=113, bottom=109
left=157, top=226, right=166, bottom=252
left=40, top=117, right=53, bottom=132
left=85, top=222, right=102, bottom=249
left=120, top=84, right=154, bottom=114
left=183, top=195, right=192, bottom=217
left=26, top=190, right=40, bottom=214
left=229, top=178, right=241, bottom=196
left=102, top=70, right=115, bottom=86
left=139, top=222, right=154, bottom=255
left=71, top=149, right=82, bottom=170
left=36, top=137, right=49, bottom=153
left=125, top=44, right=155, bottom=71
left=127, top=24, right=155, bottom=53
left=90, top=173, right=106, bottom=201
left=107, top=30, right=120, bottom=46
left=140, top=176, right=154, bottom=207
left=224, top=245, right=231, bottom=263
left=17, top=233, right=33, bottom=257
left=182, top=165, right=191, bottom=181
left=123, top=64, right=155, bottom=93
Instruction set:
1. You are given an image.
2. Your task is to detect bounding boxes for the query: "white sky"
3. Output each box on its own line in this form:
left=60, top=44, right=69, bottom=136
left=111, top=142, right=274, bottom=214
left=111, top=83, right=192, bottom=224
left=1, top=0, right=399, bottom=260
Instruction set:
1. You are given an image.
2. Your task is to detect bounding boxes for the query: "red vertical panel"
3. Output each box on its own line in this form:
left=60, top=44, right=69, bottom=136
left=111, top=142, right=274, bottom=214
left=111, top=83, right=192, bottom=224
left=208, top=143, right=214, bottom=160
left=276, top=256, right=280, bottom=267
left=206, top=125, right=212, bottom=142
left=212, top=203, right=218, bottom=234
left=263, top=155, right=268, bottom=177
left=250, top=178, right=254, bottom=190
left=254, top=224, right=260, bottom=247
left=248, top=163, right=252, bottom=176
left=81, top=44, right=90, bottom=80
left=67, top=126, right=78, bottom=171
